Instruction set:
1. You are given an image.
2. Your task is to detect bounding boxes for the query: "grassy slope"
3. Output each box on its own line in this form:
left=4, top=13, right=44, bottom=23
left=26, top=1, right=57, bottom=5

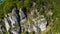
left=52, top=0, right=60, bottom=34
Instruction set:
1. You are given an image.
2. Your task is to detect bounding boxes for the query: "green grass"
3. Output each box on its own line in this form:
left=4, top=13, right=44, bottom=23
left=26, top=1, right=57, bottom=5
left=50, top=0, right=60, bottom=34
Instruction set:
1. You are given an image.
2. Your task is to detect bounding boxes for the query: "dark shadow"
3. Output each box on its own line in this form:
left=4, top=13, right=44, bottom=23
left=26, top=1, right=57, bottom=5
left=22, top=7, right=27, bottom=18
left=13, top=3, right=21, bottom=34
left=33, top=31, right=35, bottom=34
left=46, top=22, right=48, bottom=27
left=15, top=8, right=21, bottom=34
left=26, top=31, right=29, bottom=34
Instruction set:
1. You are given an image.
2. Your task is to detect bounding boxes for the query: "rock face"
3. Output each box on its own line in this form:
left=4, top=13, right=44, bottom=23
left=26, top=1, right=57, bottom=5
left=4, top=8, right=49, bottom=34
left=19, top=8, right=26, bottom=23
left=1, top=1, right=53, bottom=34
left=0, top=0, right=54, bottom=34
left=4, top=8, right=26, bottom=34
left=3, top=6, right=53, bottom=34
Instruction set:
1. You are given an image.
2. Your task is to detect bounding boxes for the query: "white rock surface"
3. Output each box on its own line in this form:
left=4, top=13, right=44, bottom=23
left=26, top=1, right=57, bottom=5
left=19, top=8, right=26, bottom=23
left=4, top=18, right=10, bottom=31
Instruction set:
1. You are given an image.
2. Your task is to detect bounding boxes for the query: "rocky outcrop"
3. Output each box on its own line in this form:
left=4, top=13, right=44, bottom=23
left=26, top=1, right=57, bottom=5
left=4, top=5, right=53, bottom=34
left=4, top=8, right=48, bottom=34
left=4, top=8, right=27, bottom=34
left=2, top=1, right=53, bottom=34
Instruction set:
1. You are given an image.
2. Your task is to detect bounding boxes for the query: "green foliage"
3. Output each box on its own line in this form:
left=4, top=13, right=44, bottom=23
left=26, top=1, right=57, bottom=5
left=24, top=0, right=32, bottom=10
left=0, top=3, right=4, bottom=18
left=3, top=0, right=16, bottom=14
left=49, top=0, right=60, bottom=34
left=17, top=1, right=24, bottom=9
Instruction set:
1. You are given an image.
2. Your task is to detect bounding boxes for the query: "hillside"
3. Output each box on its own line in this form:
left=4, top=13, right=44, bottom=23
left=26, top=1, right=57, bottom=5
left=0, top=0, right=60, bottom=34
